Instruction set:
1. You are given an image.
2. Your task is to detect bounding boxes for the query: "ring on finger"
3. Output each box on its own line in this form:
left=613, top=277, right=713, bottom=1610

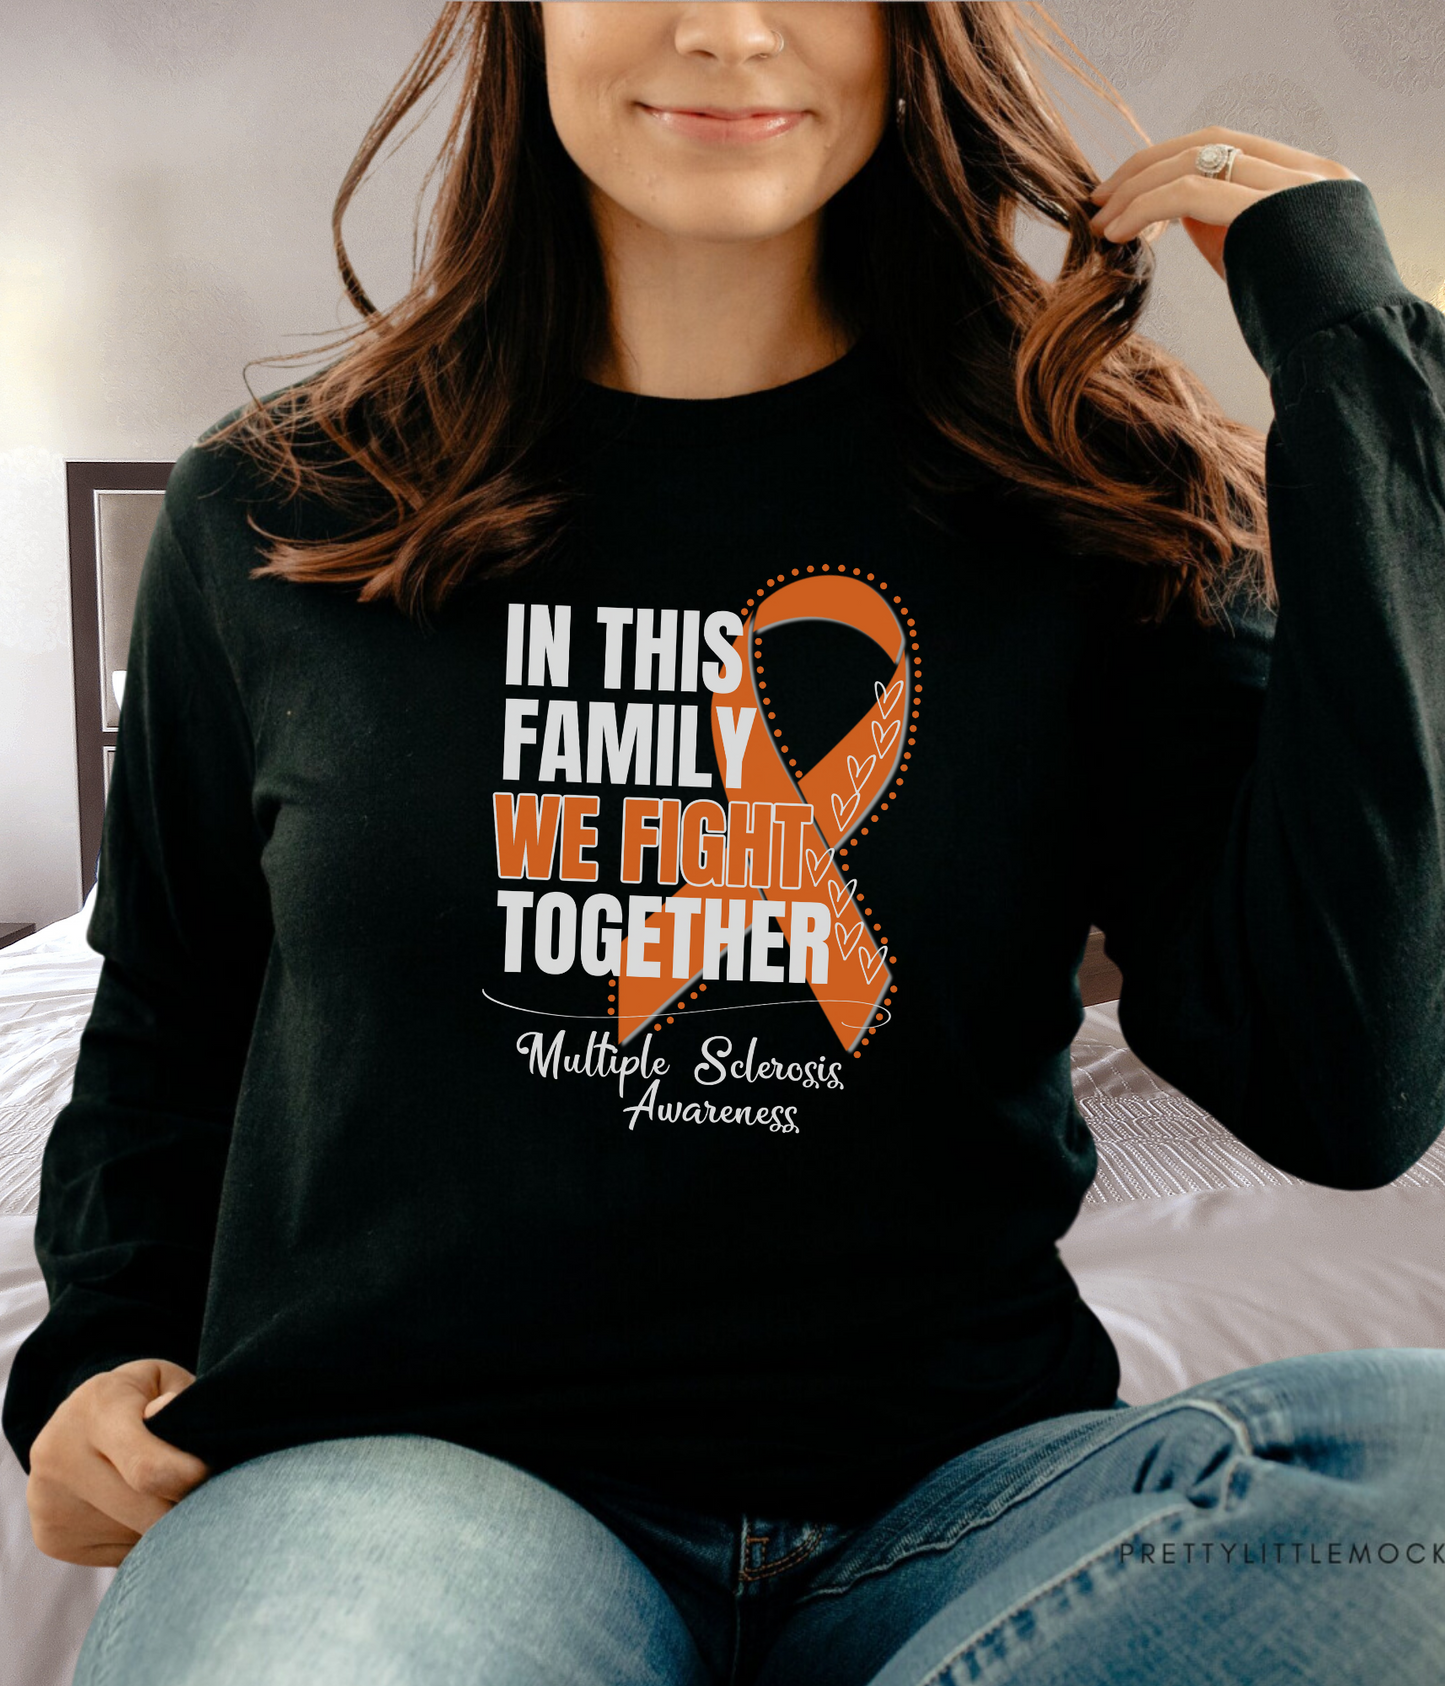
left=1195, top=142, right=1242, bottom=182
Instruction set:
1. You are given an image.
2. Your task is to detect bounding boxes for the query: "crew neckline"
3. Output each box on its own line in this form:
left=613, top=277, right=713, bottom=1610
left=567, top=332, right=877, bottom=448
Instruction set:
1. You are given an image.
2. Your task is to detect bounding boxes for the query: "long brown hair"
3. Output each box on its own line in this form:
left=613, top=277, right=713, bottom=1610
left=204, top=1, right=1274, bottom=630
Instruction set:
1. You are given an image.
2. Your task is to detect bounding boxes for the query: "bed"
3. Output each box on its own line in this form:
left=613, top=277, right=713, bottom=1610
left=3, top=468, right=1444, bottom=1686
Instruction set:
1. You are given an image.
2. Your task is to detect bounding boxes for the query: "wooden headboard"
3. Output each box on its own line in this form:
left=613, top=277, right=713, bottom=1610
left=66, top=461, right=173, bottom=894
left=64, top=458, right=1125, bottom=1005
left=1078, top=930, right=1122, bottom=1009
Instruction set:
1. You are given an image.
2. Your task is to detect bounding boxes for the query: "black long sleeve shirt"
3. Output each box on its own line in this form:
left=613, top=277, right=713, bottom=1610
left=6, top=179, right=1443, bottom=1518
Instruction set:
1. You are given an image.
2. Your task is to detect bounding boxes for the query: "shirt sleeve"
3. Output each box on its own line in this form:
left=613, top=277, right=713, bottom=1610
left=2, top=457, right=272, bottom=1475
left=1081, top=177, right=1445, bottom=1191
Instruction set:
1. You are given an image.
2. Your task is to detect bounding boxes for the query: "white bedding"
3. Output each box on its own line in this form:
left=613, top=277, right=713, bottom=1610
left=1062, top=1003, right=1445, bottom=1398
left=2, top=899, right=1443, bottom=1686
left=0, top=887, right=102, bottom=1221
left=1, top=887, right=111, bottom=1686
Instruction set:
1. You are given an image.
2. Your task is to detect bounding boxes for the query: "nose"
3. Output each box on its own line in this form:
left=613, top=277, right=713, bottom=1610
left=670, top=3, right=783, bottom=67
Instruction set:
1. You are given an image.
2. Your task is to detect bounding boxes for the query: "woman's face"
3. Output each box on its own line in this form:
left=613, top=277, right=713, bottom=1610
left=537, top=2, right=890, bottom=245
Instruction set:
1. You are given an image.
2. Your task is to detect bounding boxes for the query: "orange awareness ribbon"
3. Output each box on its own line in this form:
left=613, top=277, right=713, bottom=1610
left=617, top=575, right=909, bottom=1052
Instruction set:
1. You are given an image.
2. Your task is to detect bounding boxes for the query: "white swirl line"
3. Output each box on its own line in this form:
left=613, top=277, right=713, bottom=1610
left=481, top=990, right=893, bottom=1031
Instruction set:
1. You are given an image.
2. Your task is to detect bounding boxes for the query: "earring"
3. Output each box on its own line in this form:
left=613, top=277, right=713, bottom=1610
left=895, top=95, right=907, bottom=125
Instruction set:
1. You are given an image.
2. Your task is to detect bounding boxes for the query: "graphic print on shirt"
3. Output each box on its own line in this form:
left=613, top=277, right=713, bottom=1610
left=492, top=569, right=918, bottom=1124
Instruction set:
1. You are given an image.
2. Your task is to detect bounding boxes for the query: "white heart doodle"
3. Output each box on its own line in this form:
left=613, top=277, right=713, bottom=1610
left=805, top=847, right=836, bottom=887
left=833, top=920, right=863, bottom=960
left=846, top=752, right=877, bottom=794
left=871, top=718, right=901, bottom=758
left=874, top=678, right=904, bottom=718
left=859, top=945, right=889, bottom=986
left=832, top=789, right=861, bottom=830
left=827, top=877, right=858, bottom=915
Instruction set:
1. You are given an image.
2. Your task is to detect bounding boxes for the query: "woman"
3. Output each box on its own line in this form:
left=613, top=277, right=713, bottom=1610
left=6, top=3, right=1444, bottom=1681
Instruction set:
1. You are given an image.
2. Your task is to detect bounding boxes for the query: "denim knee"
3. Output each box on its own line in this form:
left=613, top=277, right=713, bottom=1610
left=1173, top=1347, right=1445, bottom=1487
left=73, top=1433, right=709, bottom=1686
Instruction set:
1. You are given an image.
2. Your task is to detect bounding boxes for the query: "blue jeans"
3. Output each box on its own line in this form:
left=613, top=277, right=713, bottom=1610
left=75, top=1348, right=1445, bottom=1685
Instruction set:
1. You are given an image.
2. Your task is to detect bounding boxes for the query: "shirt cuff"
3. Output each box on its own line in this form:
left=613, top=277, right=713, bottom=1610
left=1222, top=177, right=1416, bottom=381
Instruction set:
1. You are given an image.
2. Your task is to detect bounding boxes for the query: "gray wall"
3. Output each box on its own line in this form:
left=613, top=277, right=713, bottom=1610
left=2, top=0, right=1442, bottom=930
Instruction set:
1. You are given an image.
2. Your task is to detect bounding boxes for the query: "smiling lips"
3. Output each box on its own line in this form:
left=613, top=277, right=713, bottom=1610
left=640, top=105, right=806, bottom=143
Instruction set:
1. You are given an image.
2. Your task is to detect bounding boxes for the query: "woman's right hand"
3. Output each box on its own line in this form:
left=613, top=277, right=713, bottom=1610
left=25, top=1358, right=213, bottom=1566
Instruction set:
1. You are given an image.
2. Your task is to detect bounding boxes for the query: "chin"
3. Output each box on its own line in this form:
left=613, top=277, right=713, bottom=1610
left=636, top=191, right=811, bottom=245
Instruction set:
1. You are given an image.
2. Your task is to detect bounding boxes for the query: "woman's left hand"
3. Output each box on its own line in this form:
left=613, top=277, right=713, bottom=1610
left=1087, top=126, right=1359, bottom=281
